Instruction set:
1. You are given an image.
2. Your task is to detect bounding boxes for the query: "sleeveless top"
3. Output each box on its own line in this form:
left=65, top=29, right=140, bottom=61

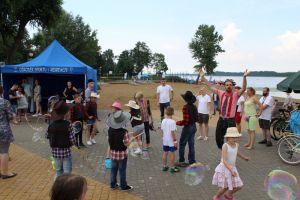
left=244, top=97, right=257, bottom=117
left=221, top=143, right=238, bottom=166
left=65, top=87, right=76, bottom=100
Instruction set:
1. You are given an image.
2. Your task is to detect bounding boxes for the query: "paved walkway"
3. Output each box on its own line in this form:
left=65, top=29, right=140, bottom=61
left=7, top=110, right=300, bottom=200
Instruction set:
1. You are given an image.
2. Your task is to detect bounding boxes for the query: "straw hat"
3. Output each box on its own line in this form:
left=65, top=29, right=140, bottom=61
left=125, top=100, right=140, bottom=109
left=224, top=127, right=242, bottom=138
left=106, top=110, right=131, bottom=129
left=112, top=101, right=122, bottom=110
left=90, top=92, right=99, bottom=98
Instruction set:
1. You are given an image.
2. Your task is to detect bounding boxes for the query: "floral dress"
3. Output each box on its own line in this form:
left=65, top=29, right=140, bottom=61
left=0, top=98, right=14, bottom=144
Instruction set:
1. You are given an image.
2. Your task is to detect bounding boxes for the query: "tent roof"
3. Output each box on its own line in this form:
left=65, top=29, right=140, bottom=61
left=2, top=40, right=95, bottom=74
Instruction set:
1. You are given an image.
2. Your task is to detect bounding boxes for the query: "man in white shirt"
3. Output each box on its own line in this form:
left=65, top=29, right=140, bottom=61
left=196, top=87, right=212, bottom=140
left=283, top=92, right=293, bottom=111
left=85, top=79, right=94, bottom=103
left=156, top=78, right=174, bottom=121
left=258, top=87, right=274, bottom=147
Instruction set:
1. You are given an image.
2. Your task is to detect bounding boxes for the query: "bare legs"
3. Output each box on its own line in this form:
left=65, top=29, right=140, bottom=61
left=236, top=123, right=241, bottom=133
left=244, top=130, right=256, bottom=149
left=214, top=187, right=242, bottom=199
left=197, top=123, right=209, bottom=140
left=162, top=152, right=175, bottom=167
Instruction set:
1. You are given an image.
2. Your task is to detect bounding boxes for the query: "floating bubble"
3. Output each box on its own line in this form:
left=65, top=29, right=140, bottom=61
left=128, top=141, right=140, bottom=157
left=32, top=132, right=41, bottom=142
left=184, top=163, right=210, bottom=186
left=265, top=170, right=300, bottom=200
left=141, top=150, right=150, bottom=160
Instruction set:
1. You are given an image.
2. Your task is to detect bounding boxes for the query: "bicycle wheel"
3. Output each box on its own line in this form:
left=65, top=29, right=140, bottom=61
left=272, top=119, right=287, bottom=140
left=270, top=118, right=279, bottom=140
left=277, top=135, right=300, bottom=165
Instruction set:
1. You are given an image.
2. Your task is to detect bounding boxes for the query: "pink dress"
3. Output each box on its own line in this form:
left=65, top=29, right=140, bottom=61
left=212, top=143, right=243, bottom=190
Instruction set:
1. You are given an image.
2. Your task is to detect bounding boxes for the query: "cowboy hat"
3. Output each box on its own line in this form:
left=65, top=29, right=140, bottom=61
left=106, top=110, right=131, bottom=129
left=112, top=101, right=122, bottom=110
left=181, top=91, right=196, bottom=103
left=53, top=100, right=70, bottom=116
left=125, top=100, right=140, bottom=109
left=224, top=127, right=242, bottom=138
left=90, top=92, right=100, bottom=98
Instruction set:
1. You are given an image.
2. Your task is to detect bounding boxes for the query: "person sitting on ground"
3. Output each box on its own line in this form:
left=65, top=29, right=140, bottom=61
left=126, top=100, right=144, bottom=155
left=106, top=110, right=134, bottom=191
left=50, top=174, right=87, bottom=200
left=161, top=106, right=180, bottom=173
left=46, top=100, right=76, bottom=179
left=85, top=92, right=100, bottom=146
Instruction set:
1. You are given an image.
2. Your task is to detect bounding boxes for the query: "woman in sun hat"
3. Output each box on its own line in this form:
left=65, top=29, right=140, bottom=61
left=125, top=100, right=144, bottom=155
left=212, top=127, right=250, bottom=200
left=176, top=91, right=199, bottom=167
left=85, top=92, right=100, bottom=146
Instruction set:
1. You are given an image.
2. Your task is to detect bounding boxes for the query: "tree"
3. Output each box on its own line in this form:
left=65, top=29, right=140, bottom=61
left=0, top=0, right=63, bottom=63
left=101, top=49, right=116, bottom=74
left=131, top=41, right=152, bottom=74
left=189, top=24, right=224, bottom=81
left=116, top=50, right=135, bottom=76
left=151, top=53, right=168, bottom=73
left=31, top=11, right=101, bottom=68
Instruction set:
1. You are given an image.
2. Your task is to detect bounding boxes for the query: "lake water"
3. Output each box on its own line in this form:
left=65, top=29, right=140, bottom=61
left=174, top=75, right=300, bottom=99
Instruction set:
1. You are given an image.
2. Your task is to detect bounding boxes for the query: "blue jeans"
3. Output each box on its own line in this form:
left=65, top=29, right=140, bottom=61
left=179, top=124, right=197, bottom=164
left=55, top=157, right=72, bottom=179
left=213, top=101, right=219, bottom=114
left=110, top=157, right=128, bottom=189
left=159, top=102, right=170, bottom=121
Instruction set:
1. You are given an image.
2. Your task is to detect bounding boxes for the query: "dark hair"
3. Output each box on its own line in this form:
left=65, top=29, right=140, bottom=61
left=88, top=79, right=94, bottom=83
left=0, top=86, right=3, bottom=95
left=235, top=86, right=241, bottom=90
left=224, top=79, right=236, bottom=86
left=51, top=174, right=87, bottom=200
left=161, top=78, right=166, bottom=81
left=247, top=87, right=256, bottom=95
left=166, top=106, right=174, bottom=116
left=263, top=87, right=270, bottom=92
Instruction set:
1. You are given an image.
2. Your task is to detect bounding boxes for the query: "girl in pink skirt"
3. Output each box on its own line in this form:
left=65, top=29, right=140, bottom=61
left=212, top=127, right=250, bottom=200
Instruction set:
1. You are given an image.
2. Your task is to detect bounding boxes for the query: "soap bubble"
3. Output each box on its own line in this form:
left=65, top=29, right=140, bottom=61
left=32, top=132, right=42, bottom=142
left=185, top=163, right=210, bottom=186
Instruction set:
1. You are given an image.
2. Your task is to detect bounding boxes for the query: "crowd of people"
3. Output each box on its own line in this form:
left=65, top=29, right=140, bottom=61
left=0, top=71, right=297, bottom=200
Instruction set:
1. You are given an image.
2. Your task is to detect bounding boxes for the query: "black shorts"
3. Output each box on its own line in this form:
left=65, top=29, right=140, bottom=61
left=199, top=113, right=209, bottom=124
left=259, top=119, right=271, bottom=130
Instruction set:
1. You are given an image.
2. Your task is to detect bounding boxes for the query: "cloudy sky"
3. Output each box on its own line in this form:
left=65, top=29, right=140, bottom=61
left=63, top=0, right=300, bottom=73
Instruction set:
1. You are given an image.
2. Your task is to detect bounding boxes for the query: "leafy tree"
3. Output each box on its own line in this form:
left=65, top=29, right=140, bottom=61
left=116, top=50, right=135, bottom=76
left=0, top=0, right=63, bottom=63
left=131, top=41, right=152, bottom=74
left=101, top=49, right=116, bottom=74
left=151, top=53, right=168, bottom=73
left=31, top=11, right=101, bottom=68
left=189, top=24, right=224, bottom=82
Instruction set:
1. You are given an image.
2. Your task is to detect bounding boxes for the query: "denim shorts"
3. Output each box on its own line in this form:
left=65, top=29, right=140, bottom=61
left=86, top=119, right=96, bottom=126
left=0, top=142, right=10, bottom=154
left=10, top=104, right=18, bottom=114
left=133, top=123, right=144, bottom=134
left=163, top=145, right=177, bottom=152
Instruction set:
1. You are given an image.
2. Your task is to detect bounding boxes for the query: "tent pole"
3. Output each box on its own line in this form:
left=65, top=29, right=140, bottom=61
left=85, top=74, right=87, bottom=90
left=0, top=62, right=5, bottom=87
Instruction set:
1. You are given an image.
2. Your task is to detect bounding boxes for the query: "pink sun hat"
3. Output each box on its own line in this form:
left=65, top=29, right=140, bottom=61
left=112, top=101, right=122, bottom=110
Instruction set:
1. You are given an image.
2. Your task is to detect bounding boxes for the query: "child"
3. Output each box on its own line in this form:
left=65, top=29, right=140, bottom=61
left=212, top=127, right=250, bottom=200
left=85, top=92, right=100, bottom=145
left=161, top=107, right=180, bottom=173
left=70, top=94, right=86, bottom=148
left=16, top=86, right=28, bottom=122
left=46, top=100, right=76, bottom=179
left=107, top=110, right=133, bottom=191
left=50, top=174, right=87, bottom=200
left=125, top=100, right=144, bottom=154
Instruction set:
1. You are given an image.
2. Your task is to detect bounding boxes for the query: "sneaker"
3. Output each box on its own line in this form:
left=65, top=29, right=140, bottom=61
left=224, top=192, right=234, bottom=200
left=162, top=166, right=169, bottom=172
left=91, top=139, right=97, bottom=144
left=258, top=139, right=267, bottom=144
left=121, top=185, right=133, bottom=191
left=134, top=148, right=142, bottom=154
left=87, top=140, right=92, bottom=146
left=111, top=183, right=119, bottom=190
left=79, top=144, right=87, bottom=148
left=175, top=162, right=189, bottom=167
left=213, top=196, right=222, bottom=200
left=170, top=167, right=180, bottom=173
left=197, top=136, right=203, bottom=140
left=266, top=141, right=273, bottom=147
left=32, top=114, right=38, bottom=117
left=203, top=136, right=208, bottom=141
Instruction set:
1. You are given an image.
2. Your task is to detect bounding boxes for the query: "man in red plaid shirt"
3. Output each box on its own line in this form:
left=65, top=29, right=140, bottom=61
left=107, top=110, right=133, bottom=191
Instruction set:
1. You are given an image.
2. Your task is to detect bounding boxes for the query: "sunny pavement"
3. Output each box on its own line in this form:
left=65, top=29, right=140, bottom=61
left=7, top=110, right=300, bottom=200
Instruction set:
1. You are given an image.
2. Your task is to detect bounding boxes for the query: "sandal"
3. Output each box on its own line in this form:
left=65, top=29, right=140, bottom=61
left=2, top=173, right=17, bottom=179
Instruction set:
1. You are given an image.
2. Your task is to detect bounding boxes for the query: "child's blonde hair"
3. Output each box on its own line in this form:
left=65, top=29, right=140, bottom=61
left=165, top=106, right=174, bottom=116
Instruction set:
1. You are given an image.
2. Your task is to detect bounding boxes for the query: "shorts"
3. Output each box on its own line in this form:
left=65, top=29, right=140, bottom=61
left=246, top=116, right=257, bottom=131
left=133, top=124, right=144, bottom=134
left=163, top=145, right=177, bottom=152
left=0, top=142, right=10, bottom=154
left=259, top=119, right=271, bottom=130
left=86, top=119, right=96, bottom=126
left=34, top=95, right=41, bottom=103
left=10, top=104, right=18, bottom=114
left=198, top=113, right=209, bottom=124
left=235, top=112, right=242, bottom=124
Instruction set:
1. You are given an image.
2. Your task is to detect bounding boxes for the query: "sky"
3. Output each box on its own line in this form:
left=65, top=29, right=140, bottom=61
left=61, top=0, right=300, bottom=73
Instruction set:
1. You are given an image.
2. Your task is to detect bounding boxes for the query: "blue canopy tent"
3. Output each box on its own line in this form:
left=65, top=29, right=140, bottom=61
left=1, top=40, right=97, bottom=110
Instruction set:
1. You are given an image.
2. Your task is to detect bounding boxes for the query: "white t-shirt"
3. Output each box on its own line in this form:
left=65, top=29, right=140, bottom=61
left=259, top=96, right=273, bottom=121
left=196, top=94, right=211, bottom=114
left=161, top=118, right=177, bottom=147
left=157, top=85, right=173, bottom=103
left=237, top=96, right=245, bottom=112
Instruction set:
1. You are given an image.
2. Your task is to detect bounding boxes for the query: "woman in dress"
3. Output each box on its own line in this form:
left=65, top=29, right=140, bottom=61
left=63, top=81, right=77, bottom=104
left=16, top=86, right=28, bottom=122
left=33, top=79, right=42, bottom=117
left=0, top=86, right=17, bottom=179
